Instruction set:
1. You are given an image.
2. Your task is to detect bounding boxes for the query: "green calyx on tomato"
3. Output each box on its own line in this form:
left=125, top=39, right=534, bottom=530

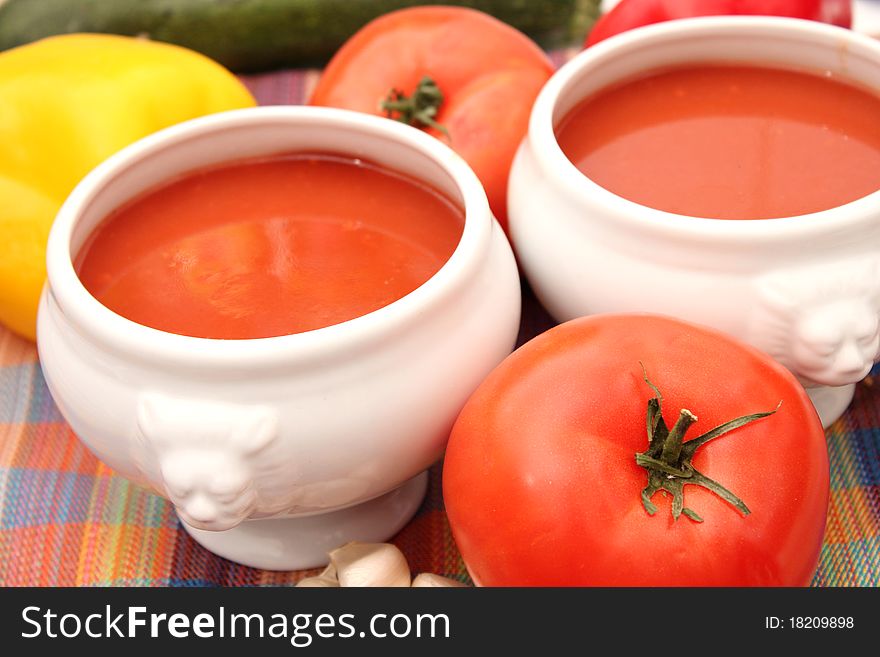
left=309, top=6, right=555, bottom=233
left=381, top=76, right=449, bottom=138
left=636, top=366, right=779, bottom=523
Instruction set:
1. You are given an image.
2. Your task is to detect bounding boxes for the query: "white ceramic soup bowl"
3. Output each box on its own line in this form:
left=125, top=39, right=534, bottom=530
left=509, top=16, right=880, bottom=427
left=38, top=106, right=521, bottom=570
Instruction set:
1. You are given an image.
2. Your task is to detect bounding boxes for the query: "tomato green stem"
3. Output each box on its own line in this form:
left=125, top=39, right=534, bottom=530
left=635, top=368, right=780, bottom=523
left=660, top=408, right=697, bottom=464
left=380, top=76, right=450, bottom=139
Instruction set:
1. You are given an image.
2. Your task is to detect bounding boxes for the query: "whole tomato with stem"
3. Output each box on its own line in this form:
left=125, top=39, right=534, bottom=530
left=310, top=6, right=554, bottom=232
left=586, top=0, right=852, bottom=46
left=443, top=314, right=830, bottom=586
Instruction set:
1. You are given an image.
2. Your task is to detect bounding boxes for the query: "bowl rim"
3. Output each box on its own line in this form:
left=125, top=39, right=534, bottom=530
left=529, top=15, right=880, bottom=244
left=44, top=106, right=495, bottom=367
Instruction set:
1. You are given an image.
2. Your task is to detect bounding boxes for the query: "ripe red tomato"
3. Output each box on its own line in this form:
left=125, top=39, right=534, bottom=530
left=585, top=0, right=852, bottom=47
left=443, top=315, right=830, bottom=586
left=309, top=6, right=554, bottom=232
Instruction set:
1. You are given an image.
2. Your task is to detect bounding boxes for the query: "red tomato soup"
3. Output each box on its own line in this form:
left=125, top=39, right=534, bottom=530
left=75, top=154, right=464, bottom=339
left=555, top=65, right=880, bottom=219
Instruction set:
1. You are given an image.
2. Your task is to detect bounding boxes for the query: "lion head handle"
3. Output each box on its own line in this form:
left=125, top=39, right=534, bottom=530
left=136, top=394, right=279, bottom=531
left=751, top=257, right=880, bottom=388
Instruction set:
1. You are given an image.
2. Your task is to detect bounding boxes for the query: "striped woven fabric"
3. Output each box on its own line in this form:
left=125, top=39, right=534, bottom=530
left=1, top=67, right=878, bottom=587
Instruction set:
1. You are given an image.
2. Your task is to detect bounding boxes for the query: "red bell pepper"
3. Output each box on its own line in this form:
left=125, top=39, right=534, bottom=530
left=585, top=0, right=852, bottom=46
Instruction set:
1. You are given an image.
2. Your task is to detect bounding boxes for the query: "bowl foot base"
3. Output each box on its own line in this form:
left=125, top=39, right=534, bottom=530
left=807, top=383, right=855, bottom=428
left=179, top=472, right=428, bottom=571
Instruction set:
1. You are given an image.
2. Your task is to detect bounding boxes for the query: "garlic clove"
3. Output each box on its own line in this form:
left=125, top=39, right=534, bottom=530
left=411, top=573, right=468, bottom=588
left=295, top=562, right=339, bottom=587
left=329, top=541, right=411, bottom=587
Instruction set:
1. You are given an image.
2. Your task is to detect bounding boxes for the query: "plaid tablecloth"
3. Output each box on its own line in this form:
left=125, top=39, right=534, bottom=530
left=1, top=68, right=878, bottom=587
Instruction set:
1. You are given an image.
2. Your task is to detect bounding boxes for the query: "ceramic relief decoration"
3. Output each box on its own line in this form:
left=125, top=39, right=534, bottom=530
left=749, top=257, right=880, bottom=388
left=137, top=393, right=279, bottom=531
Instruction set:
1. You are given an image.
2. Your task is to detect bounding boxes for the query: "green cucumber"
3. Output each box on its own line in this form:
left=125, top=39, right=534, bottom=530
left=0, top=0, right=601, bottom=72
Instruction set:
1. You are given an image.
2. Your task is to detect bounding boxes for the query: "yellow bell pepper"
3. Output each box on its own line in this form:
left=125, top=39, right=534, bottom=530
left=0, top=34, right=256, bottom=341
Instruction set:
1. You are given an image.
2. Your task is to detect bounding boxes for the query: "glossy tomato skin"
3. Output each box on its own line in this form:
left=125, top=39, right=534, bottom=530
left=443, top=315, right=829, bottom=586
left=585, top=0, right=852, bottom=47
left=309, top=6, right=554, bottom=232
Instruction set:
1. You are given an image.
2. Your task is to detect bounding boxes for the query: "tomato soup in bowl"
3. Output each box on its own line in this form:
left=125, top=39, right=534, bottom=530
left=39, top=106, right=521, bottom=570
left=555, top=64, right=880, bottom=220
left=508, top=17, right=880, bottom=426
left=75, top=153, right=464, bottom=339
